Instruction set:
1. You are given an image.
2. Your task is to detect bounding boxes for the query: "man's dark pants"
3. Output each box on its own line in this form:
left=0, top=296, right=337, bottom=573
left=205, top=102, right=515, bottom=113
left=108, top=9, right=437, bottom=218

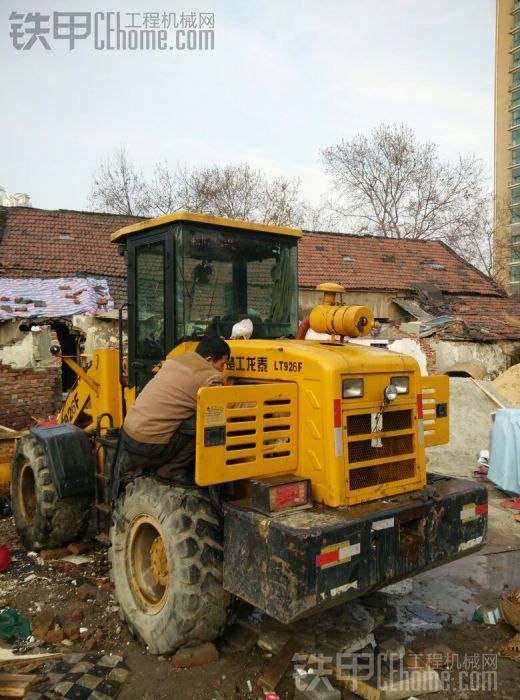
left=115, top=427, right=196, bottom=483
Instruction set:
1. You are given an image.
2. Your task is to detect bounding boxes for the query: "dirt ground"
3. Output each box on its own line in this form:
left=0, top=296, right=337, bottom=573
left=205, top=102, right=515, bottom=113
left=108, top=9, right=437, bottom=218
left=0, top=512, right=519, bottom=700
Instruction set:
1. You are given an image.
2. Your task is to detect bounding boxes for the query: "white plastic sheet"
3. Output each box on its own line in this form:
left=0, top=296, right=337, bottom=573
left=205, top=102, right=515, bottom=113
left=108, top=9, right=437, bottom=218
left=488, top=409, right=520, bottom=495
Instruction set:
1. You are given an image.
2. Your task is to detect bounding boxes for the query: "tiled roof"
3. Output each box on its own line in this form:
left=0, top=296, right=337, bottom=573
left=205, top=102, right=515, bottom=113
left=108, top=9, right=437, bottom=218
left=0, top=207, right=143, bottom=278
left=1, top=209, right=517, bottom=340
left=299, top=231, right=503, bottom=296
left=441, top=295, right=520, bottom=341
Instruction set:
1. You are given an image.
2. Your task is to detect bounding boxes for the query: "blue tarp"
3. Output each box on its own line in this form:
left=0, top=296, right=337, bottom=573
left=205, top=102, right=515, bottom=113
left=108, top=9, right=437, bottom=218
left=0, top=277, right=113, bottom=320
left=488, top=409, right=520, bottom=495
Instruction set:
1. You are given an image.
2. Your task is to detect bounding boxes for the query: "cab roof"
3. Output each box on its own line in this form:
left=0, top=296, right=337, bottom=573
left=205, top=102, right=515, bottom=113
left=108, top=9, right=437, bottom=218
left=110, top=211, right=302, bottom=242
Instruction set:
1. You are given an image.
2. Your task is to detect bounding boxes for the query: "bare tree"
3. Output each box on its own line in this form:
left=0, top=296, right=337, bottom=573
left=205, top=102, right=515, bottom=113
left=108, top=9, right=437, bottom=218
left=89, top=148, right=150, bottom=216
left=89, top=153, right=302, bottom=227
left=321, top=124, right=486, bottom=242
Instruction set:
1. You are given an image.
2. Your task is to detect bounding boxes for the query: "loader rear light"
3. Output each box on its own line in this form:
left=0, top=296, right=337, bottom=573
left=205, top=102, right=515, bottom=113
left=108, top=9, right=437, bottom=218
left=250, top=477, right=312, bottom=514
left=269, top=481, right=309, bottom=511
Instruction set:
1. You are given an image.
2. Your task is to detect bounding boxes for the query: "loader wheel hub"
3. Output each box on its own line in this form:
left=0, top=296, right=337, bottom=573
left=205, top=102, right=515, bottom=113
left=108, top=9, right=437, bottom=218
left=150, top=536, right=168, bottom=586
left=128, top=516, right=168, bottom=610
left=18, top=463, right=36, bottom=525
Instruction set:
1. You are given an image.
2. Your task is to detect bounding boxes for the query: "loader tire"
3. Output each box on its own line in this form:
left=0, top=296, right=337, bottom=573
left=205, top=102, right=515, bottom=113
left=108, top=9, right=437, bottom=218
left=11, top=434, right=92, bottom=550
left=109, top=477, right=230, bottom=654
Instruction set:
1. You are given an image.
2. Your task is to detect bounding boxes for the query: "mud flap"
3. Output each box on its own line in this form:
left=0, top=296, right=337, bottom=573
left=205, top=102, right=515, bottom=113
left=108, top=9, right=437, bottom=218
left=31, top=424, right=95, bottom=498
left=222, top=474, right=487, bottom=623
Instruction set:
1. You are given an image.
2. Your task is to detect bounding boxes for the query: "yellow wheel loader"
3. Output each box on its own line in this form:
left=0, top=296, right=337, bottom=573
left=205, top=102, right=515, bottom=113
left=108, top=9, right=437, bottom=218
left=11, top=213, right=487, bottom=654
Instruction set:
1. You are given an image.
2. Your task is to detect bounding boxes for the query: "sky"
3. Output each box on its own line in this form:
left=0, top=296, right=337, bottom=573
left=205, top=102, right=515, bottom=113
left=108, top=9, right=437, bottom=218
left=1, top=0, right=495, bottom=211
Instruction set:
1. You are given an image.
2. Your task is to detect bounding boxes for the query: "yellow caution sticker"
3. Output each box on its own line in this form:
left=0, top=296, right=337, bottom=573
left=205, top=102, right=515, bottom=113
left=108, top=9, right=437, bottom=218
left=204, top=404, right=225, bottom=426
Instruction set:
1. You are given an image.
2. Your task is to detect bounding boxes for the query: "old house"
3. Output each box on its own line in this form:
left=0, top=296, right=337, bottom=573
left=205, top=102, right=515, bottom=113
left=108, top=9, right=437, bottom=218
left=0, top=207, right=142, bottom=429
left=299, top=231, right=520, bottom=377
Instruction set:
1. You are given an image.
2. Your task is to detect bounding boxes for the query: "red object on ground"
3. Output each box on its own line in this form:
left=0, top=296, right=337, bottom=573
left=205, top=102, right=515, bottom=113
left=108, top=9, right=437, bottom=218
left=500, top=498, right=520, bottom=511
left=0, top=545, right=12, bottom=572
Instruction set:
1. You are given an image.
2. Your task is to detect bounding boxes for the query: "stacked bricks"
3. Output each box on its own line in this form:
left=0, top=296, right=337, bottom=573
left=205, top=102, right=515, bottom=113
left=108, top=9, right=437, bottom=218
left=0, top=363, right=61, bottom=430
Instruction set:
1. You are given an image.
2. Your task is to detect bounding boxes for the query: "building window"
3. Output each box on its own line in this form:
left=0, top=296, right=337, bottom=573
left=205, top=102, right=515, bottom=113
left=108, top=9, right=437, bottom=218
left=513, top=88, right=520, bottom=107
left=512, top=188, right=520, bottom=205
left=510, top=265, right=520, bottom=282
left=513, top=70, right=520, bottom=89
left=512, top=247, right=520, bottom=263
left=515, top=13, right=520, bottom=29
left=512, top=207, right=520, bottom=223
left=513, top=168, right=520, bottom=185
left=513, top=109, right=520, bottom=127
left=514, top=31, right=520, bottom=49
left=513, top=130, right=520, bottom=147
left=513, top=148, right=520, bottom=165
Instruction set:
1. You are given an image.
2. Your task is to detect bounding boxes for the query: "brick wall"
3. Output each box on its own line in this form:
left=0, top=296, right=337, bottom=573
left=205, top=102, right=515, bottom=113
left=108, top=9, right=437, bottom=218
left=0, top=363, right=61, bottom=430
left=419, top=339, right=437, bottom=375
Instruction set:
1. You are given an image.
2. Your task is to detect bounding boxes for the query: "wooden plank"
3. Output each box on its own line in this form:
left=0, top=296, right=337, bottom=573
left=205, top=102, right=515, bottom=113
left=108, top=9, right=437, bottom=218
left=258, top=638, right=300, bottom=691
left=471, top=379, right=510, bottom=409
left=305, top=653, right=382, bottom=700
left=0, top=673, right=48, bottom=697
left=0, top=648, right=61, bottom=667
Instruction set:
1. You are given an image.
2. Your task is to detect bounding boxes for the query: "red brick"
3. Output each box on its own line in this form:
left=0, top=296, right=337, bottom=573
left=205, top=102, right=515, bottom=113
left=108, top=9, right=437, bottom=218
left=67, top=542, right=90, bottom=555
left=83, top=637, right=97, bottom=651
left=171, top=642, right=219, bottom=668
left=45, top=629, right=65, bottom=644
left=78, top=589, right=91, bottom=602
left=39, top=548, right=69, bottom=561
left=64, top=626, right=81, bottom=640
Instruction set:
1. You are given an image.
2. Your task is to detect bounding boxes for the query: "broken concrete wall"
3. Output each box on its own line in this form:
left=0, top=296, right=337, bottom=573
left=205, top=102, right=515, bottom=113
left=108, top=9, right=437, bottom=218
left=71, top=314, right=123, bottom=355
left=0, top=363, right=61, bottom=430
left=0, top=324, right=54, bottom=369
left=350, top=336, right=429, bottom=375
left=429, top=339, right=513, bottom=380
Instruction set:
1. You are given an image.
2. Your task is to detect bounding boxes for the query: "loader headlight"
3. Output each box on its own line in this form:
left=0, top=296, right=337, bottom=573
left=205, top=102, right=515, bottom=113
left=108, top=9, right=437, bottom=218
left=390, top=376, right=409, bottom=394
left=384, top=385, right=398, bottom=403
left=342, top=378, right=364, bottom=398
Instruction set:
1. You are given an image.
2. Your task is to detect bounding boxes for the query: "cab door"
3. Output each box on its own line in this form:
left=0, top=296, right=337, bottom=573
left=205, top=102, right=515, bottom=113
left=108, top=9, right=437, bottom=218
left=127, top=229, right=174, bottom=390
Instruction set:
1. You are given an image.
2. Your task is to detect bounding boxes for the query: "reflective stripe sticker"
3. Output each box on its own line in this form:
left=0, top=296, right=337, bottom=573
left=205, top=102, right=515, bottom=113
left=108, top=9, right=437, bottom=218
left=334, top=428, right=343, bottom=457
left=418, top=419, right=424, bottom=444
left=333, top=399, right=343, bottom=456
left=459, top=535, right=484, bottom=551
left=372, top=517, right=395, bottom=531
left=460, top=503, right=488, bottom=522
left=316, top=539, right=360, bottom=569
left=338, top=542, right=361, bottom=559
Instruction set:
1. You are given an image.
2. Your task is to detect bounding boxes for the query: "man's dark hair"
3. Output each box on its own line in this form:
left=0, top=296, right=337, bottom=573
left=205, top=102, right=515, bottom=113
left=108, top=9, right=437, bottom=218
left=196, top=336, right=230, bottom=361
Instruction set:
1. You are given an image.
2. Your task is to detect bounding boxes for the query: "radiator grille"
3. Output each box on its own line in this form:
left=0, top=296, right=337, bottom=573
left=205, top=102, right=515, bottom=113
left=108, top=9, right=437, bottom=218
left=349, top=459, right=416, bottom=490
left=348, top=434, right=414, bottom=463
left=347, top=409, right=412, bottom=435
left=346, top=407, right=417, bottom=496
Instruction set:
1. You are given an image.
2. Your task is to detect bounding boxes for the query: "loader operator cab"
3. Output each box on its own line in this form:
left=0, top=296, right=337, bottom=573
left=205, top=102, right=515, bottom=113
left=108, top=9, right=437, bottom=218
left=112, top=213, right=300, bottom=389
